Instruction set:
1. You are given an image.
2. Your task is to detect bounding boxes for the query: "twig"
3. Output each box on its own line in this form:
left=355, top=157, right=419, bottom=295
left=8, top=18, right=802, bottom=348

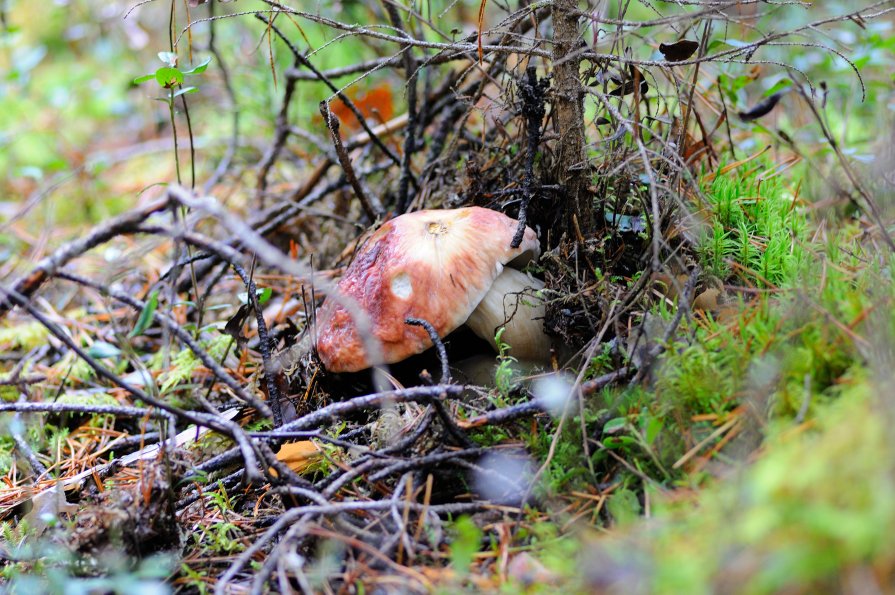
left=0, top=402, right=167, bottom=418
left=458, top=399, right=543, bottom=428
left=319, top=101, right=383, bottom=221
left=368, top=447, right=485, bottom=482
left=215, top=499, right=488, bottom=594
left=581, top=366, right=631, bottom=395
left=404, top=317, right=450, bottom=384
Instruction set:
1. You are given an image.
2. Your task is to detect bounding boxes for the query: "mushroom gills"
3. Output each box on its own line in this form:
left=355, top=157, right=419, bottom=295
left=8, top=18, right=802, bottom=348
left=464, top=268, right=551, bottom=362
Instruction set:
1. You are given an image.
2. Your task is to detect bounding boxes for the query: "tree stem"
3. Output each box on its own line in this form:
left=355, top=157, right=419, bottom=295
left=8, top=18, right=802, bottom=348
left=551, top=0, right=591, bottom=234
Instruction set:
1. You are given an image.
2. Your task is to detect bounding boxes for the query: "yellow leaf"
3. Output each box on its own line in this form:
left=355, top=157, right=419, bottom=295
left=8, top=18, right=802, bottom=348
left=274, top=440, right=322, bottom=475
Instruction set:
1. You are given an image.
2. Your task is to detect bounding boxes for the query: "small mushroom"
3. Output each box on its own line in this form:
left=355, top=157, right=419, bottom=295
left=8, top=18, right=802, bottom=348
left=315, top=207, right=550, bottom=372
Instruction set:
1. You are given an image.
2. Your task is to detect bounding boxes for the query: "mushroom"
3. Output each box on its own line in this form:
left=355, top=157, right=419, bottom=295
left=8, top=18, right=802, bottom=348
left=315, top=207, right=550, bottom=372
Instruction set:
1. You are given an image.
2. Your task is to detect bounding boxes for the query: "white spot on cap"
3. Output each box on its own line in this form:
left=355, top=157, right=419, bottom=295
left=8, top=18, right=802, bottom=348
left=391, top=272, right=413, bottom=300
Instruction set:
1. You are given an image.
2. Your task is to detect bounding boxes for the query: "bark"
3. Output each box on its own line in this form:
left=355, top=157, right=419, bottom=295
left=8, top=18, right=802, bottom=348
left=551, top=0, right=592, bottom=233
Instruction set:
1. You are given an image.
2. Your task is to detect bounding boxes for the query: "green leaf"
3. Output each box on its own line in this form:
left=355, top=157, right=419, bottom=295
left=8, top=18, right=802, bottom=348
left=237, top=287, right=272, bottom=305
left=764, top=78, right=793, bottom=97
left=171, top=86, right=199, bottom=98
left=129, top=290, right=159, bottom=338
left=644, top=416, right=664, bottom=445
left=449, top=516, right=482, bottom=576
left=602, top=436, right=637, bottom=449
left=133, top=73, right=156, bottom=84
left=603, top=417, right=627, bottom=434
left=155, top=67, right=184, bottom=88
left=606, top=488, right=641, bottom=525
left=88, top=341, right=122, bottom=359
left=182, top=57, right=212, bottom=75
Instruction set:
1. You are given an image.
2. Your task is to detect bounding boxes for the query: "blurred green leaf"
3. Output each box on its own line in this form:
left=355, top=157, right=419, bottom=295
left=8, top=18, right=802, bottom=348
left=603, top=417, right=627, bottom=434
left=171, top=86, right=198, bottom=98
left=607, top=488, right=641, bottom=525
left=87, top=341, right=121, bottom=359
left=182, top=57, right=212, bottom=75
left=449, top=516, right=482, bottom=576
left=128, top=290, right=159, bottom=338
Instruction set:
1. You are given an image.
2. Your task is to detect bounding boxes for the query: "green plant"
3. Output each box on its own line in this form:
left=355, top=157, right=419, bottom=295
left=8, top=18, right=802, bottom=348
left=492, top=327, right=518, bottom=406
left=133, top=54, right=210, bottom=187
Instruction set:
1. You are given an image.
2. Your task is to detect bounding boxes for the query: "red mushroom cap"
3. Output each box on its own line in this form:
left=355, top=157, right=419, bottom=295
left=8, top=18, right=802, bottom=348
left=315, top=207, right=540, bottom=372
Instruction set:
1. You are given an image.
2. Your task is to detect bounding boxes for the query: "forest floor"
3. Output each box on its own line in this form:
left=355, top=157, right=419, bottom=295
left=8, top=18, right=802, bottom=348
left=2, top=2, right=895, bottom=594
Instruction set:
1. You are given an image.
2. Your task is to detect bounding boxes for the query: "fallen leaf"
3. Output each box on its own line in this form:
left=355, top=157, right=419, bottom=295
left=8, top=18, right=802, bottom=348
left=275, top=440, right=323, bottom=474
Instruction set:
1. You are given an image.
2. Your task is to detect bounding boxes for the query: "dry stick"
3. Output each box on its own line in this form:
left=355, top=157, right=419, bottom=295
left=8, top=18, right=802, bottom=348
left=215, top=499, right=486, bottom=594
left=202, top=385, right=461, bottom=485
left=319, top=101, right=383, bottom=221
left=368, top=447, right=486, bottom=482
left=0, top=402, right=167, bottom=418
left=581, top=366, right=631, bottom=394
left=0, top=197, right=169, bottom=321
left=55, top=270, right=273, bottom=418
left=403, top=317, right=473, bottom=448
left=0, top=286, right=266, bottom=484
left=459, top=399, right=543, bottom=428
left=0, top=375, right=45, bottom=386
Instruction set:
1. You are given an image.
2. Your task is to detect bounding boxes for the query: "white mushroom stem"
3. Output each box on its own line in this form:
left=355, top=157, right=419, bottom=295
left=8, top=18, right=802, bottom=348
left=464, top=268, right=552, bottom=362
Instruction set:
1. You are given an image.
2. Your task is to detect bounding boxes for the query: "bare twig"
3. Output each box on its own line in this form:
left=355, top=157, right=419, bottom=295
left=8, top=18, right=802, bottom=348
left=319, top=101, right=384, bottom=221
